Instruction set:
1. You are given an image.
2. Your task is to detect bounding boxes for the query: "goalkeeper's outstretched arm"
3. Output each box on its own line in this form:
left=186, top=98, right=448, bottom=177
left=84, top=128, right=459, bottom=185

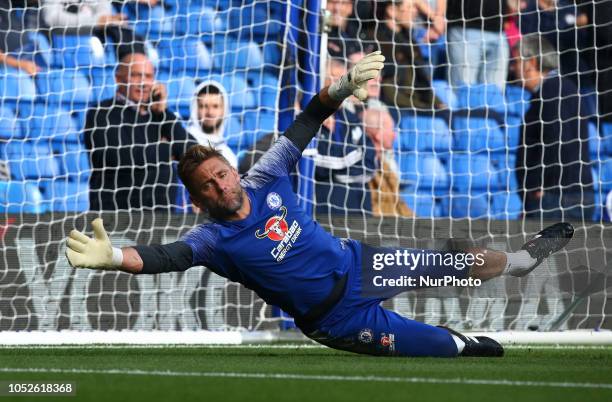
left=66, top=52, right=385, bottom=274
left=284, top=51, right=385, bottom=152
left=65, top=218, right=192, bottom=274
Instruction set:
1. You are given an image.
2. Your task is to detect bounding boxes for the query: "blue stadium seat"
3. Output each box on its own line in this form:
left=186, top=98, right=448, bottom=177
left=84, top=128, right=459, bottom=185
left=161, top=74, right=196, bottom=120
left=88, top=67, right=117, bottom=104
left=0, top=67, right=37, bottom=103
left=416, top=31, right=445, bottom=64
left=28, top=32, right=53, bottom=68
left=51, top=35, right=108, bottom=68
left=490, top=192, right=522, bottom=220
left=171, top=6, right=226, bottom=37
left=431, top=80, right=457, bottom=109
left=53, top=142, right=91, bottom=182
left=601, top=123, right=612, bottom=155
left=207, top=0, right=235, bottom=9
left=505, top=84, right=531, bottom=116
left=452, top=117, right=506, bottom=152
left=165, top=0, right=233, bottom=11
left=0, top=181, right=45, bottom=213
left=456, top=84, right=505, bottom=113
left=233, top=110, right=275, bottom=152
left=449, top=154, right=500, bottom=191
left=4, top=142, right=60, bottom=180
left=35, top=70, right=92, bottom=109
left=592, top=167, right=602, bottom=222
left=593, top=189, right=602, bottom=222
left=490, top=154, right=519, bottom=191
left=225, top=2, right=284, bottom=40
left=398, top=115, right=451, bottom=153
left=206, top=73, right=256, bottom=110
left=25, top=105, right=79, bottom=142
left=120, top=2, right=170, bottom=40
left=258, top=111, right=276, bottom=133
left=247, top=71, right=279, bottom=110
left=505, top=115, right=522, bottom=151
left=262, top=42, right=282, bottom=68
left=600, top=158, right=612, bottom=191
left=449, top=192, right=490, bottom=219
left=401, top=190, right=445, bottom=218
left=212, top=39, right=264, bottom=71
left=157, top=37, right=213, bottom=74
left=589, top=121, right=601, bottom=160
left=243, top=110, right=275, bottom=134
left=397, top=152, right=448, bottom=192
left=224, top=115, right=247, bottom=154
left=0, top=107, right=21, bottom=140
left=40, top=180, right=89, bottom=212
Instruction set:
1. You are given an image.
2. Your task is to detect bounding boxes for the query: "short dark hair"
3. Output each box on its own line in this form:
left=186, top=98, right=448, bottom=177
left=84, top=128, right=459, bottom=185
left=375, top=1, right=399, bottom=21
left=197, top=84, right=221, bottom=97
left=178, top=145, right=231, bottom=193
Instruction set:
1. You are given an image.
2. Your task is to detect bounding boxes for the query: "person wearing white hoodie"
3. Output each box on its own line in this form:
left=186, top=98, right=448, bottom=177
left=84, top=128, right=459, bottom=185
left=187, top=81, right=238, bottom=168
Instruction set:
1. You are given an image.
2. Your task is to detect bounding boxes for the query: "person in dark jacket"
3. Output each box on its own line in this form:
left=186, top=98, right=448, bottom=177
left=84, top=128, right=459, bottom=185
left=515, top=35, right=594, bottom=221
left=0, top=0, right=44, bottom=75
left=374, top=0, right=443, bottom=111
left=326, top=0, right=372, bottom=58
left=575, top=0, right=612, bottom=123
left=85, top=53, right=196, bottom=211
left=519, top=0, right=589, bottom=88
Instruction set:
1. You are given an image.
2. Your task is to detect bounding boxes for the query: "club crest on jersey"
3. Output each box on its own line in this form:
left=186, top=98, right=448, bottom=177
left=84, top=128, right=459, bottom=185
left=255, top=206, right=288, bottom=241
left=358, top=328, right=373, bottom=344
left=266, top=192, right=282, bottom=210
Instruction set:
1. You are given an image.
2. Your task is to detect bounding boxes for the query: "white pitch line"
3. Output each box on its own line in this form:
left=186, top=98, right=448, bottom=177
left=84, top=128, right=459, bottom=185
left=504, top=345, right=612, bottom=350
left=0, top=344, right=325, bottom=350
left=0, top=344, right=610, bottom=350
left=0, top=367, right=611, bottom=390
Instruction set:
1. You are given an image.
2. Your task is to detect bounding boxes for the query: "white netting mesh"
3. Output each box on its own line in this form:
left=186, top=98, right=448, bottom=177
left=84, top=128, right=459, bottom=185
left=0, top=0, right=610, bottom=336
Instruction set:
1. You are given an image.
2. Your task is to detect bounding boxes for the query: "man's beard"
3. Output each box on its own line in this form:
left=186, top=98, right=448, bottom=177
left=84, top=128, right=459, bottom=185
left=201, top=119, right=223, bottom=134
left=203, top=187, right=244, bottom=220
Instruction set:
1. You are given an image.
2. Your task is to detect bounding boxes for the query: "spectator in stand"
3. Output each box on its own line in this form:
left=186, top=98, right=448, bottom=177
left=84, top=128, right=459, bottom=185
left=575, top=0, right=612, bottom=122
left=42, top=0, right=145, bottom=59
left=0, top=0, right=44, bottom=75
left=374, top=0, right=444, bottom=112
left=314, top=58, right=377, bottom=216
left=519, top=0, right=587, bottom=87
left=362, top=106, right=414, bottom=217
left=187, top=81, right=238, bottom=168
left=515, top=36, right=594, bottom=221
left=445, top=0, right=510, bottom=90
left=412, top=0, right=446, bottom=43
left=326, top=0, right=374, bottom=58
left=505, top=0, right=521, bottom=50
left=85, top=53, right=197, bottom=211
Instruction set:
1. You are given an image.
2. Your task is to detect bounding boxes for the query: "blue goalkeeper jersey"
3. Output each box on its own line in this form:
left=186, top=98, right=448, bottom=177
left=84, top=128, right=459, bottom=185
left=181, top=136, right=356, bottom=317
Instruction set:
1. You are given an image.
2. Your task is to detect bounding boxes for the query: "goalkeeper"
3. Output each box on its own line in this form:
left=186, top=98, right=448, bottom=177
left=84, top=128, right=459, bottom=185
left=66, top=52, right=574, bottom=357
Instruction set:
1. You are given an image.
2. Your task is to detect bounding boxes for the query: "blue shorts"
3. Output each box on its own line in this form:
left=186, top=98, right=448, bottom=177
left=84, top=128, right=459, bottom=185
left=304, top=241, right=467, bottom=357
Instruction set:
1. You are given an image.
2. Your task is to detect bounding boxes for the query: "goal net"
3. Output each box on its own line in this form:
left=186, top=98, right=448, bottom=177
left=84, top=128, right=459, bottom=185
left=0, top=0, right=610, bottom=344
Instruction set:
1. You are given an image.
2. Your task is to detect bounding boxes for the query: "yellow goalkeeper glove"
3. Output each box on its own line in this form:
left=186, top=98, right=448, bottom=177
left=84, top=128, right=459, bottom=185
left=65, top=218, right=123, bottom=270
left=328, top=51, right=385, bottom=102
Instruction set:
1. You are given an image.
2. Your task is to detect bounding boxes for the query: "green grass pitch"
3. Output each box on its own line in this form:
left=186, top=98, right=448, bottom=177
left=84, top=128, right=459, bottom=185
left=0, top=345, right=610, bottom=402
